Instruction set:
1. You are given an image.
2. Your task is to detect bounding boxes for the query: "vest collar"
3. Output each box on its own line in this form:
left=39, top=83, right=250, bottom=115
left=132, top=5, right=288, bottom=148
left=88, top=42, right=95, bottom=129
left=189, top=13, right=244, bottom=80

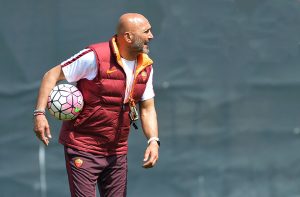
left=110, top=36, right=153, bottom=76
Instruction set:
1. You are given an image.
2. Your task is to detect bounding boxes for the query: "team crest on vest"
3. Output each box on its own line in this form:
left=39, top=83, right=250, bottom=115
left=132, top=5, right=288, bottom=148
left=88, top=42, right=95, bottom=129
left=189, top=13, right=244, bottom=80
left=141, top=71, right=148, bottom=81
left=74, top=158, right=83, bottom=168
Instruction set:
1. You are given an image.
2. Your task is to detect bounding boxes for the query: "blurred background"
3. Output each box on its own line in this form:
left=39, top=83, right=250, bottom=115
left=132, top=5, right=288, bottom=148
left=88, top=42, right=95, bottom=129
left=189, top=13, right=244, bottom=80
left=1, top=0, right=300, bottom=196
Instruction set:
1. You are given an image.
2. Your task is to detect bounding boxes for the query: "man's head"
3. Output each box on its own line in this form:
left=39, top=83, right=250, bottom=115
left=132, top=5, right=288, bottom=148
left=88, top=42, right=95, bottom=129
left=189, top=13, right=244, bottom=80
left=116, top=13, right=154, bottom=58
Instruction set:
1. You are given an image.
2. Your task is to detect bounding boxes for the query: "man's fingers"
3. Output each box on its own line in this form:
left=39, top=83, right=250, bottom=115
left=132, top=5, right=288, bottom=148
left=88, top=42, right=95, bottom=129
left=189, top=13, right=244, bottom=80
left=143, top=144, right=159, bottom=168
left=37, top=132, right=49, bottom=146
left=45, top=126, right=52, bottom=139
left=143, top=148, right=150, bottom=162
left=143, top=154, right=158, bottom=168
left=143, top=156, right=157, bottom=168
left=34, top=116, right=50, bottom=146
left=43, top=138, right=49, bottom=146
left=34, top=128, right=49, bottom=146
left=143, top=161, right=151, bottom=168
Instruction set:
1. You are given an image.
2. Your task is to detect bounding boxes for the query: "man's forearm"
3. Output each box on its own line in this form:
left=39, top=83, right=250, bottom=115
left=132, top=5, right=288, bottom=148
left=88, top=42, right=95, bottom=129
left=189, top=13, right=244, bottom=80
left=35, top=65, right=65, bottom=110
left=140, top=101, right=158, bottom=139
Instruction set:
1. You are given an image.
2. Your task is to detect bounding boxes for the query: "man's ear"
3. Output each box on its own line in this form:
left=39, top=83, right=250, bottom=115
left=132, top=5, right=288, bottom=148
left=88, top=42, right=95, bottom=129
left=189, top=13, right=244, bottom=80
left=124, top=32, right=133, bottom=43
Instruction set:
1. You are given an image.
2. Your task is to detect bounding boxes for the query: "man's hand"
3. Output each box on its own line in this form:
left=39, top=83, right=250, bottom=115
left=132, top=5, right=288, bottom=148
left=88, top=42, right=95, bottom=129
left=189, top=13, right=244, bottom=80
left=143, top=141, right=159, bottom=168
left=33, top=115, right=52, bottom=146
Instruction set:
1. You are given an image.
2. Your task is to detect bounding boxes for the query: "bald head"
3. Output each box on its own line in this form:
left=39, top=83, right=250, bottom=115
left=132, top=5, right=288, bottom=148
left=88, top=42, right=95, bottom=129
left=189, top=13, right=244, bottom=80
left=116, top=13, right=149, bottom=35
left=115, top=13, right=153, bottom=59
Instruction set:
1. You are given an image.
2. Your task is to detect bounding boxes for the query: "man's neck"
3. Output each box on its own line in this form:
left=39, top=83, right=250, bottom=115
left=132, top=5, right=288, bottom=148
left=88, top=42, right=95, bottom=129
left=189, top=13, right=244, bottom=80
left=116, top=37, right=138, bottom=61
left=119, top=48, right=138, bottom=61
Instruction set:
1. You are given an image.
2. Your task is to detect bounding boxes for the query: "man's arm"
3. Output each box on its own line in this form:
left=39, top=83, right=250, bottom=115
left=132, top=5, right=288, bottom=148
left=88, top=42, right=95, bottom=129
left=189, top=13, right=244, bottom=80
left=33, top=65, right=66, bottom=146
left=139, top=98, right=159, bottom=168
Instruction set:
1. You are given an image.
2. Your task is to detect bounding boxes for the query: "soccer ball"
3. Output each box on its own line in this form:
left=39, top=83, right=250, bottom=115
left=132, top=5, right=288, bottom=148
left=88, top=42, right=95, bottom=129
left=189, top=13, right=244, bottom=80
left=47, top=84, right=84, bottom=120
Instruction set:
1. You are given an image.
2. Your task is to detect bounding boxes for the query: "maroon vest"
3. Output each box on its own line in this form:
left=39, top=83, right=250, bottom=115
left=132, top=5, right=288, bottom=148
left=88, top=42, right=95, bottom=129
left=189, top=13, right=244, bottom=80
left=59, top=38, right=153, bottom=155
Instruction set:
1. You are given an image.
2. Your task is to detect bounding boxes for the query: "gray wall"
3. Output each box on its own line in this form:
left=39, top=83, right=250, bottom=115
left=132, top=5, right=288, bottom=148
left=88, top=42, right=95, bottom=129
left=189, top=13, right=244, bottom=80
left=1, top=0, right=300, bottom=196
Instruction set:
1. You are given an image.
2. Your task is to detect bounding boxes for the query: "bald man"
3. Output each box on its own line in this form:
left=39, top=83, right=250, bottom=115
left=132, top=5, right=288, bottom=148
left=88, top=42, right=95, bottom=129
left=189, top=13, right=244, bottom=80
left=33, top=13, right=159, bottom=197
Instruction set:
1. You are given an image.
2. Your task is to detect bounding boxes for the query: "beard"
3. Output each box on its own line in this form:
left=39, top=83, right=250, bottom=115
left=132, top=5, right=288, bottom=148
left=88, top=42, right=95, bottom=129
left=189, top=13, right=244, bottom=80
left=132, top=36, right=149, bottom=54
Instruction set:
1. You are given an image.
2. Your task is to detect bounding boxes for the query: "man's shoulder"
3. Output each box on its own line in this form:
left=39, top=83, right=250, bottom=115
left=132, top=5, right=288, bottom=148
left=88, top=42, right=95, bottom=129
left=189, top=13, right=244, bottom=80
left=87, top=40, right=112, bottom=62
left=88, top=41, right=110, bottom=50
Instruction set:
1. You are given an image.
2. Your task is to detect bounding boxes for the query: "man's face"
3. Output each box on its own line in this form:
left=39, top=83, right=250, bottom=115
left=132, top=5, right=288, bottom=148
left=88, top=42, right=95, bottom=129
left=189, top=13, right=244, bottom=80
left=132, top=35, right=148, bottom=54
left=131, top=20, right=153, bottom=54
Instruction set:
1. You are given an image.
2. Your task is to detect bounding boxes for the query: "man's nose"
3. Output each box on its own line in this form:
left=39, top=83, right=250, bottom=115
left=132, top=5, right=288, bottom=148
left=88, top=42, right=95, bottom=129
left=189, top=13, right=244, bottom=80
left=149, top=31, right=154, bottom=39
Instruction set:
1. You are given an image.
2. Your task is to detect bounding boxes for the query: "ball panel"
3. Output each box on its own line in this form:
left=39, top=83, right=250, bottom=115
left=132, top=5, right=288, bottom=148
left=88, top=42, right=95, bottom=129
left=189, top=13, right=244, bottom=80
left=47, top=84, right=84, bottom=121
left=52, top=91, right=61, bottom=101
left=58, top=95, right=67, bottom=105
left=59, top=90, right=71, bottom=97
left=72, top=90, right=82, bottom=97
left=62, top=105, right=73, bottom=114
left=70, top=86, right=78, bottom=92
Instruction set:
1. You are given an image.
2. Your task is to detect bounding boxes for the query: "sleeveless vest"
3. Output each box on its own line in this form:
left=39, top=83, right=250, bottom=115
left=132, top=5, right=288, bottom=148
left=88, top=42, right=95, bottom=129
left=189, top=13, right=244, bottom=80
left=59, top=36, right=153, bottom=155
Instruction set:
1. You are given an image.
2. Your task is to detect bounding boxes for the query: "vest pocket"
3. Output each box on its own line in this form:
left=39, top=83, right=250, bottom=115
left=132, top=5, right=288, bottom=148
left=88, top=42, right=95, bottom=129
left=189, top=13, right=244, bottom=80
left=74, top=106, right=119, bottom=131
left=73, top=105, right=102, bottom=127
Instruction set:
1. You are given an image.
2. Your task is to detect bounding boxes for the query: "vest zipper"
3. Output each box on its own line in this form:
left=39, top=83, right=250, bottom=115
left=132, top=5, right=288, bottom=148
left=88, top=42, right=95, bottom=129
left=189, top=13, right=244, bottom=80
left=115, top=89, right=126, bottom=145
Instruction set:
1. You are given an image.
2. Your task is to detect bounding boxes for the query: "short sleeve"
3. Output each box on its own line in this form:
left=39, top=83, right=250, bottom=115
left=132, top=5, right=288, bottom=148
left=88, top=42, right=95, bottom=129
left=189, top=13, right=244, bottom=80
left=141, top=68, right=155, bottom=101
left=61, top=48, right=97, bottom=82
